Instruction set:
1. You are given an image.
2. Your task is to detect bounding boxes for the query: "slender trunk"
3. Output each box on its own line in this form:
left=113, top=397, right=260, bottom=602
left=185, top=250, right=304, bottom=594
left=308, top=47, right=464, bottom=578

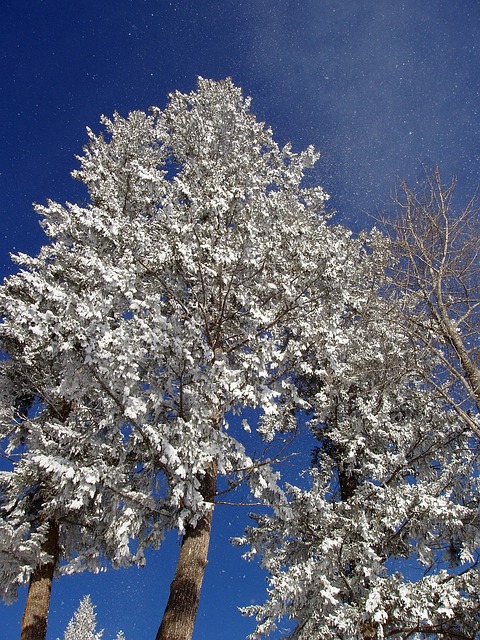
left=156, top=463, right=217, bottom=640
left=20, top=520, right=59, bottom=640
left=436, top=291, right=480, bottom=412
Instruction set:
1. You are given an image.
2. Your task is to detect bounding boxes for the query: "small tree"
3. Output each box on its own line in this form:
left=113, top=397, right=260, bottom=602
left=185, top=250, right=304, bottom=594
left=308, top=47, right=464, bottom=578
left=60, top=595, right=103, bottom=640
left=58, top=595, right=126, bottom=640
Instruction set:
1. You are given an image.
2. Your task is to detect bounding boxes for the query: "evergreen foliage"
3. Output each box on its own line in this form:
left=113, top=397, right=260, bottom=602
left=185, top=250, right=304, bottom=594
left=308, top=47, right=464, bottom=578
left=0, top=78, right=478, bottom=640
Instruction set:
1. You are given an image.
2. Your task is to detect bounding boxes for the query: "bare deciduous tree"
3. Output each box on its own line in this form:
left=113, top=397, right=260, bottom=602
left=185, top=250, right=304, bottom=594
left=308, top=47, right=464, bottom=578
left=384, top=167, right=480, bottom=434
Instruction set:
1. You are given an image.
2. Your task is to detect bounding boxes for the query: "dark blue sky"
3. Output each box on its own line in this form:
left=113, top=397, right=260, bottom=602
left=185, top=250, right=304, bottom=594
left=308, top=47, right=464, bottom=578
left=1, top=1, right=480, bottom=638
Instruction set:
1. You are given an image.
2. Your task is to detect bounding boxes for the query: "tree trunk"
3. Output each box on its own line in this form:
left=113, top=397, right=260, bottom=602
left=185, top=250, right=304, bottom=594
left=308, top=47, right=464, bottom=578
left=20, top=519, right=59, bottom=640
left=156, top=463, right=217, bottom=640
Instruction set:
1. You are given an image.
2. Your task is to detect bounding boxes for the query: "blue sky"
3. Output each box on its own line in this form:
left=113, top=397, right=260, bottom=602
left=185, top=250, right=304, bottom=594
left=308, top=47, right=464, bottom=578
left=1, top=1, right=480, bottom=638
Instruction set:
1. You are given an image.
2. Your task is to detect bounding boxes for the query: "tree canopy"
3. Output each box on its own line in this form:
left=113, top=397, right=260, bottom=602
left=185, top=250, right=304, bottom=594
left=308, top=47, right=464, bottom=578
left=0, top=79, right=479, bottom=640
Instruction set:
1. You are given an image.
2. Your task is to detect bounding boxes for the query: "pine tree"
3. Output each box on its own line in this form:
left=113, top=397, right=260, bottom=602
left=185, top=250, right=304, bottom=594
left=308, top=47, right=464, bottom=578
left=60, top=595, right=103, bottom=640
left=58, top=596, right=126, bottom=640
left=1, top=77, right=356, bottom=640
left=0, top=203, right=162, bottom=636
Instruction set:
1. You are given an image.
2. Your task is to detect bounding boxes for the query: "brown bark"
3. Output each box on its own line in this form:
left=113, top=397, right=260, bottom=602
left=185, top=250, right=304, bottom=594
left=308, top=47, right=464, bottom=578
left=20, top=520, right=59, bottom=640
left=156, top=463, right=217, bottom=640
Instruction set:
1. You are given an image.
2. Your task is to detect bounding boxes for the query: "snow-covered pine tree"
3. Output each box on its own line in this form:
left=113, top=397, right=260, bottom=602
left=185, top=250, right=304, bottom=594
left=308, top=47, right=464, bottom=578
left=60, top=595, right=103, bottom=640
left=1, top=77, right=366, bottom=640
left=239, top=238, right=480, bottom=639
left=0, top=110, right=170, bottom=636
left=58, top=595, right=126, bottom=640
